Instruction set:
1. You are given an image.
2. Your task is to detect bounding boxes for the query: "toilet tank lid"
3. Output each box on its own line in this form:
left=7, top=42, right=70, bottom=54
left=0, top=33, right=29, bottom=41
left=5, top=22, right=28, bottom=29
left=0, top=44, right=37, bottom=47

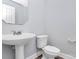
left=37, top=35, right=48, bottom=38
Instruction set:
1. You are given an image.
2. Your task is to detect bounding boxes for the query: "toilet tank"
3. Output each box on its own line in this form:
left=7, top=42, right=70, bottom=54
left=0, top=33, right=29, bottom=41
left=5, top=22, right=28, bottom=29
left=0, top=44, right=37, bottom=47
left=37, top=35, right=48, bottom=48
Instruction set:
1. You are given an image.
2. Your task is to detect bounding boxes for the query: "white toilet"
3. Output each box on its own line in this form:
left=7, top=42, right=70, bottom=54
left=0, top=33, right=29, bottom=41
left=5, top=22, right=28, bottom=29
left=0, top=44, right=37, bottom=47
left=37, top=35, right=60, bottom=59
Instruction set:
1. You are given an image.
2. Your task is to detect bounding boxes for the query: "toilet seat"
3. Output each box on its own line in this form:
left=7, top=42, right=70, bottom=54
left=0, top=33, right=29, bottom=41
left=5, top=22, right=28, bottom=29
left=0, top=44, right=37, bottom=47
left=42, top=45, right=60, bottom=55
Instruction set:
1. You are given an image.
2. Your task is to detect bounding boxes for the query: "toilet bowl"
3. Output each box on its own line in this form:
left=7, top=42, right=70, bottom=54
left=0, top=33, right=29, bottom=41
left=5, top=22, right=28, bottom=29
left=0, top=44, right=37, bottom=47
left=37, top=35, right=60, bottom=59
left=42, top=45, right=60, bottom=59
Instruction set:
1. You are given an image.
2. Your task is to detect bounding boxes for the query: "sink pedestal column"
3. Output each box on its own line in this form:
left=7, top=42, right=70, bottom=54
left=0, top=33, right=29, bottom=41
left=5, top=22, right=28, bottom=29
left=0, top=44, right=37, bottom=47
left=15, top=45, right=24, bottom=59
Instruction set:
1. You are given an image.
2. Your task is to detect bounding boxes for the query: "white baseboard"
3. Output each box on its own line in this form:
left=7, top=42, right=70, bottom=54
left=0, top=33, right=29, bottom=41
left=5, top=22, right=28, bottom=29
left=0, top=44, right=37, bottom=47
left=59, top=53, right=76, bottom=59
left=26, top=51, right=43, bottom=59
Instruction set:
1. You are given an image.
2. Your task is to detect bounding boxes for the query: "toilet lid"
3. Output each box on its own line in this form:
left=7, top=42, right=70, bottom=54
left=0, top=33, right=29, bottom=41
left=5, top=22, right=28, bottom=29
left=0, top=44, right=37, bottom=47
left=43, top=45, right=60, bottom=53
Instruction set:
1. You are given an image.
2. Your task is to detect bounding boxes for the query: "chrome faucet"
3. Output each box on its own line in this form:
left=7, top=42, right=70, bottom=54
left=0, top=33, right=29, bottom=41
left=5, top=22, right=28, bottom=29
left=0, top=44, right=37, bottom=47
left=11, top=30, right=22, bottom=35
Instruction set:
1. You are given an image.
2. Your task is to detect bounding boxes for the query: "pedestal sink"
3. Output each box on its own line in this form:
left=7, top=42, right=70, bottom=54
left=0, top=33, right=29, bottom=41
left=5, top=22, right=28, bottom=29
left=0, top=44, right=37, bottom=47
left=2, top=33, right=36, bottom=59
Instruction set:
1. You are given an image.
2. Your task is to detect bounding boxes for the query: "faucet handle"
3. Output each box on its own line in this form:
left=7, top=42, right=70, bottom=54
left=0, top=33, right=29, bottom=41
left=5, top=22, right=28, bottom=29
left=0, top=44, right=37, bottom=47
left=11, top=30, right=16, bottom=35
left=17, top=31, right=22, bottom=34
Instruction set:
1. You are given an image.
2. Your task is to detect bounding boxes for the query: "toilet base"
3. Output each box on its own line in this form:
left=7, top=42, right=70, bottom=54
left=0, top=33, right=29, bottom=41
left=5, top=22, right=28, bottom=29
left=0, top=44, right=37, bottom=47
left=42, top=53, right=55, bottom=59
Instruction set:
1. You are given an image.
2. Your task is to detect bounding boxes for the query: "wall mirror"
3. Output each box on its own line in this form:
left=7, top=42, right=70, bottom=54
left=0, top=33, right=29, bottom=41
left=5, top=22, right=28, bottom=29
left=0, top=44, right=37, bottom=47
left=2, top=0, right=28, bottom=25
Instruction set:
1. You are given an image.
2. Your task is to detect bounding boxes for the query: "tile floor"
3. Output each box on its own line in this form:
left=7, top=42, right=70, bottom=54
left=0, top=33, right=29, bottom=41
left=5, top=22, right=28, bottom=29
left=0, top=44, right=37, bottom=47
left=35, top=54, right=64, bottom=59
left=35, top=52, right=76, bottom=59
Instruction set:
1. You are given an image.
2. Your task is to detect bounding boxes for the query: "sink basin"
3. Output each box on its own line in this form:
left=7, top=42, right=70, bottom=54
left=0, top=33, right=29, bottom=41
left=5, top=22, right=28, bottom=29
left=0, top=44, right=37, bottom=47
left=2, top=33, right=36, bottom=59
left=2, top=33, right=36, bottom=45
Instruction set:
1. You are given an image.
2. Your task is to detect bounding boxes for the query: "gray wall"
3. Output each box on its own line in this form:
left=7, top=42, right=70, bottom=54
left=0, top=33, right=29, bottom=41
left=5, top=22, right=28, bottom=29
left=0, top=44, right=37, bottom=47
left=3, top=0, right=28, bottom=24
left=44, top=0, right=76, bottom=57
left=2, top=0, right=45, bottom=59
left=2, top=44, right=15, bottom=59
left=2, top=0, right=76, bottom=59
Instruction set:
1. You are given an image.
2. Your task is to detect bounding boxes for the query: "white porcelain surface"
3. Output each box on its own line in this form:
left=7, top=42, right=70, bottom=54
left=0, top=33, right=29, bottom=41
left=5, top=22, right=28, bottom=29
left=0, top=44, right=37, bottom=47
left=42, top=48, right=60, bottom=59
left=42, top=45, right=60, bottom=58
left=2, top=33, right=36, bottom=59
left=2, top=33, right=36, bottom=45
left=43, top=45, right=60, bottom=53
left=37, top=35, right=48, bottom=48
